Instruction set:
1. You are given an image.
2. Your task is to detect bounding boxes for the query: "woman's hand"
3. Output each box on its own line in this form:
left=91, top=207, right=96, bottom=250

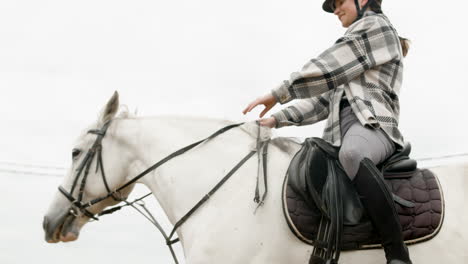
left=243, top=93, right=278, bottom=128
left=258, top=117, right=277, bottom=128
left=242, top=93, right=277, bottom=118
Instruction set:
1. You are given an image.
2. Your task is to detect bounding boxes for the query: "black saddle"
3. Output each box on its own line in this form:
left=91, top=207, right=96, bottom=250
left=288, top=138, right=416, bottom=225
left=282, top=137, right=444, bottom=263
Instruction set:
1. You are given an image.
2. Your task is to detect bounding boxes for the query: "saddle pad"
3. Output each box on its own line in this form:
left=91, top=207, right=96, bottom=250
left=282, top=168, right=445, bottom=250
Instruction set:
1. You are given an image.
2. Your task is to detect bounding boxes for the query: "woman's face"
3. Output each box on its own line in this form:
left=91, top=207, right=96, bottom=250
left=333, top=0, right=368, bottom=28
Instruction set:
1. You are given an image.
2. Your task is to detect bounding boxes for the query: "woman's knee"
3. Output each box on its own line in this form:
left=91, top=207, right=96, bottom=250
left=339, top=138, right=370, bottom=180
left=340, top=147, right=365, bottom=171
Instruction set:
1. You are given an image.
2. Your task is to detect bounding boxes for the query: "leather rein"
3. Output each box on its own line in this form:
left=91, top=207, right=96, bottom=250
left=57, top=120, right=270, bottom=263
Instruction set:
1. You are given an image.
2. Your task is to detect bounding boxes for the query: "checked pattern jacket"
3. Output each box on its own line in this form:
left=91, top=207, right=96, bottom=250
left=271, top=11, right=405, bottom=149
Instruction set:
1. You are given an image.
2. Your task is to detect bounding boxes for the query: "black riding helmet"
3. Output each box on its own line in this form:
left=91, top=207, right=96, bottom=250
left=322, top=0, right=382, bottom=20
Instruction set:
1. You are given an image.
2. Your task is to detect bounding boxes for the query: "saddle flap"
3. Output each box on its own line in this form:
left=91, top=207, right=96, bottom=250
left=283, top=166, right=445, bottom=251
left=286, top=138, right=364, bottom=226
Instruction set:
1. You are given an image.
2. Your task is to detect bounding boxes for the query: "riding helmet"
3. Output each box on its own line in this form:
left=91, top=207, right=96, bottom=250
left=322, top=0, right=382, bottom=16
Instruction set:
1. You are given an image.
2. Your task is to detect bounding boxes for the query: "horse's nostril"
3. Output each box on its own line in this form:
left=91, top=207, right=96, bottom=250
left=43, top=216, right=49, bottom=231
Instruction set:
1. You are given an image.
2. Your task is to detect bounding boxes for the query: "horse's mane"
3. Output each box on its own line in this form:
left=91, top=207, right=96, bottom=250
left=105, top=106, right=302, bottom=155
left=115, top=104, right=136, bottom=119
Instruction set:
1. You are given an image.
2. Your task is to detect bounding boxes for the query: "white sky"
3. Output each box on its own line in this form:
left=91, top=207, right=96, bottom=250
left=0, top=0, right=467, bottom=165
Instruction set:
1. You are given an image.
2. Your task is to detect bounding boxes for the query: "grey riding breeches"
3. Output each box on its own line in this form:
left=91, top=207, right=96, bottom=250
left=338, top=105, right=396, bottom=181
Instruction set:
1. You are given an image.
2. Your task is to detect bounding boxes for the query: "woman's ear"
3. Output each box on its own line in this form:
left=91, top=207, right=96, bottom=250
left=360, top=0, right=369, bottom=8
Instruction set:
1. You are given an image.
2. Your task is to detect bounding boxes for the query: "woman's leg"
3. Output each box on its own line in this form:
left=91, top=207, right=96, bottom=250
left=354, top=158, right=412, bottom=264
left=338, top=123, right=412, bottom=264
left=338, top=122, right=395, bottom=180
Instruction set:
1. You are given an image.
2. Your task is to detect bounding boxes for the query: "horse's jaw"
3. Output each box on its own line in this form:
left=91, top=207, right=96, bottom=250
left=43, top=208, right=86, bottom=243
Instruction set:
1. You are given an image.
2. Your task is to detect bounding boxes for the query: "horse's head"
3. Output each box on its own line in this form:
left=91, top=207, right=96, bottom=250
left=43, top=92, right=136, bottom=243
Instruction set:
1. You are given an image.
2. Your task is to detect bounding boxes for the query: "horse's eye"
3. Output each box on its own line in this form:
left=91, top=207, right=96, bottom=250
left=72, top=149, right=81, bottom=159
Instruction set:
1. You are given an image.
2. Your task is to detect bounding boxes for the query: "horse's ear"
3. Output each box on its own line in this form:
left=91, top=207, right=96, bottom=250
left=99, top=91, right=119, bottom=124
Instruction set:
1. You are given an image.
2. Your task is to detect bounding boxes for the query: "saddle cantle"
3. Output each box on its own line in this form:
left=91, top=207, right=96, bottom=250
left=282, top=137, right=445, bottom=252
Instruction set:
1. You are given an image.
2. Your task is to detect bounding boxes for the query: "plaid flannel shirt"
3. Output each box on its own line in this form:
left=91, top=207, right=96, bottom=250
left=270, top=11, right=405, bottom=149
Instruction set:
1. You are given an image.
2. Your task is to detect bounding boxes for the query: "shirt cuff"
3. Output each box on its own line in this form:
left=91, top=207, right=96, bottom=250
left=271, top=111, right=293, bottom=129
left=271, top=81, right=293, bottom=104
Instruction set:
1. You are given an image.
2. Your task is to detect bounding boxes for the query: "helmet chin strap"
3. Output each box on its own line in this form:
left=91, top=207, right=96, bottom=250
left=354, top=0, right=373, bottom=21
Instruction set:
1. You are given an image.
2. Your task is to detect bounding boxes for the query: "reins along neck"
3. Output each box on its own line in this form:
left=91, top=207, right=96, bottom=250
left=57, top=120, right=270, bottom=264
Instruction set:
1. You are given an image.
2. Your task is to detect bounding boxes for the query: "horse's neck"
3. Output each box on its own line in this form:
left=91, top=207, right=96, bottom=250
left=117, top=116, right=256, bottom=224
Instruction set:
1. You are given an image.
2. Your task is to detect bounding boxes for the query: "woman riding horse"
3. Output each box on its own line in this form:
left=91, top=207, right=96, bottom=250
left=243, top=0, right=412, bottom=263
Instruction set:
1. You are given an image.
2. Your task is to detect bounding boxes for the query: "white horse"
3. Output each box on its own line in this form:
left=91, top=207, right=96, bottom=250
left=43, top=92, right=468, bottom=263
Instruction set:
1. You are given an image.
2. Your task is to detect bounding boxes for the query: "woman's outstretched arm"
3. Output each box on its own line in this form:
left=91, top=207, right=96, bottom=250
left=271, top=91, right=331, bottom=128
left=242, top=90, right=332, bottom=129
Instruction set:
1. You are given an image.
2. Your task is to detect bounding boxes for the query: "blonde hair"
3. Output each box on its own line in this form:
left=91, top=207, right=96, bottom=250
left=399, top=37, right=410, bottom=57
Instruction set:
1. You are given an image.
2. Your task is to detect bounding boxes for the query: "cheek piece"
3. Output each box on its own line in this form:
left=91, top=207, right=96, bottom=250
left=353, top=0, right=373, bottom=21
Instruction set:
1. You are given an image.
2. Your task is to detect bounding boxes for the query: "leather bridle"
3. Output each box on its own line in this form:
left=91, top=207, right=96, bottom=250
left=56, top=120, right=269, bottom=264
left=58, top=120, right=121, bottom=221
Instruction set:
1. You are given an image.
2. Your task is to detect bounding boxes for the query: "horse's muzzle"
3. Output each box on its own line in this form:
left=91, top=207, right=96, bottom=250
left=43, top=209, right=79, bottom=243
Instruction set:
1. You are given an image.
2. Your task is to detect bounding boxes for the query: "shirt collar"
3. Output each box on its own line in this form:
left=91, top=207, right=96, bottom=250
left=362, top=10, right=377, bottom=17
